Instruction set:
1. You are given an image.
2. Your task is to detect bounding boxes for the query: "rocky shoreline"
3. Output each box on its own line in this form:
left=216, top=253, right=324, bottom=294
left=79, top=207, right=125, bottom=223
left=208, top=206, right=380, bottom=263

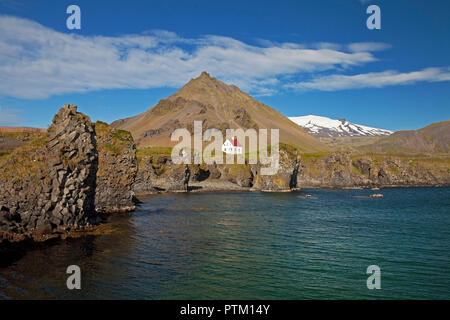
left=1, top=105, right=449, bottom=244
left=132, top=151, right=450, bottom=196
left=133, top=147, right=301, bottom=195
left=297, top=152, right=450, bottom=189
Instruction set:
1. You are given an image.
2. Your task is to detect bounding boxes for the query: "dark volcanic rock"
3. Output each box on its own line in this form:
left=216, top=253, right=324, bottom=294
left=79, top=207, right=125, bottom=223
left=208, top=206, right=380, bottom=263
left=94, top=122, right=137, bottom=213
left=133, top=149, right=449, bottom=195
left=0, top=104, right=99, bottom=242
left=134, top=155, right=190, bottom=193
left=252, top=150, right=300, bottom=191
left=298, top=152, right=450, bottom=188
left=133, top=148, right=301, bottom=193
left=220, top=164, right=254, bottom=187
left=0, top=105, right=139, bottom=244
left=189, top=164, right=211, bottom=182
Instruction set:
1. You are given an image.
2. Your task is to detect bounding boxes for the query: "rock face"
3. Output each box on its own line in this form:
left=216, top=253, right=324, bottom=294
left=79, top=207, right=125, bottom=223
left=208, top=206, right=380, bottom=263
left=220, top=164, right=254, bottom=188
left=0, top=105, right=138, bottom=243
left=251, top=150, right=300, bottom=191
left=297, top=152, right=450, bottom=188
left=133, top=145, right=448, bottom=194
left=133, top=148, right=300, bottom=194
left=94, top=122, right=137, bottom=213
left=189, top=163, right=254, bottom=188
left=134, top=155, right=190, bottom=193
left=0, top=105, right=98, bottom=242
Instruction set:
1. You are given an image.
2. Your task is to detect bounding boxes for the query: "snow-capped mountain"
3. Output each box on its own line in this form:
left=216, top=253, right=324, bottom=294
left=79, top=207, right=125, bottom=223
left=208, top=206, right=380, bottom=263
left=289, top=115, right=393, bottom=138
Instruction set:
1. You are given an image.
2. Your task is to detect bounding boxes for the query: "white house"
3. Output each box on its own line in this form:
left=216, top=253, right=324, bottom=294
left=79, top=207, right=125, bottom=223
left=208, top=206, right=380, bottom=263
left=222, top=137, right=243, bottom=154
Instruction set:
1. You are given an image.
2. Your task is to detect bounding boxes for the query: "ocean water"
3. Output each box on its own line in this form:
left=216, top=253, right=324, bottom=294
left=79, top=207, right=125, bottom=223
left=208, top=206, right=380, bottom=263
left=0, top=187, right=449, bottom=299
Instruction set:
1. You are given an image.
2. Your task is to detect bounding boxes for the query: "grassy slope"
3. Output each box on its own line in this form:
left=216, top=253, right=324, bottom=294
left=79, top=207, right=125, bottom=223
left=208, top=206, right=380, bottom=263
left=0, top=134, right=47, bottom=182
left=362, top=120, right=450, bottom=154
left=0, top=131, right=46, bottom=159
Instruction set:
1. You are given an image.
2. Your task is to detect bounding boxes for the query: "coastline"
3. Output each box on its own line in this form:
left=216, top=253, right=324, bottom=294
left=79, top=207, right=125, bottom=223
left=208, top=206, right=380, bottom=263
left=134, top=181, right=450, bottom=197
left=1, top=105, right=449, bottom=245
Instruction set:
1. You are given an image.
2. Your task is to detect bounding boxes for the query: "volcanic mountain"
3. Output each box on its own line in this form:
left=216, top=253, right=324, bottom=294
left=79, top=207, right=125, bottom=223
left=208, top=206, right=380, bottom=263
left=363, top=120, right=450, bottom=154
left=289, top=115, right=392, bottom=138
left=112, top=72, right=327, bottom=153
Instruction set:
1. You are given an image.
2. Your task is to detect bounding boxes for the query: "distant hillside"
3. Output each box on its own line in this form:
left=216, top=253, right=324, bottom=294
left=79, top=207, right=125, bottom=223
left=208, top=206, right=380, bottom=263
left=289, top=115, right=392, bottom=138
left=363, top=120, right=450, bottom=154
left=112, top=72, right=327, bottom=153
left=0, top=127, right=46, bottom=157
left=0, top=127, right=46, bottom=133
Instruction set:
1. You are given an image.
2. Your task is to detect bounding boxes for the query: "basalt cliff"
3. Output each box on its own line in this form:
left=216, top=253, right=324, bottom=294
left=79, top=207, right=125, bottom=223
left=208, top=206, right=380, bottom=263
left=131, top=149, right=449, bottom=194
left=0, top=105, right=137, bottom=243
left=297, top=152, right=450, bottom=188
left=134, top=146, right=300, bottom=194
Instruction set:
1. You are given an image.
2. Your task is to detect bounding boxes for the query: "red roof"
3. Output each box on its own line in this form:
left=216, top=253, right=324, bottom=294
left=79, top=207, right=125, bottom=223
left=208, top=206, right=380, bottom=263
left=228, top=137, right=241, bottom=147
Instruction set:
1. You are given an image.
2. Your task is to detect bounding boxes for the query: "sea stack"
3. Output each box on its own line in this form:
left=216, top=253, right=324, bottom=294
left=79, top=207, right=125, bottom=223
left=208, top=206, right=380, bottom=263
left=0, top=104, right=138, bottom=243
left=0, top=104, right=99, bottom=242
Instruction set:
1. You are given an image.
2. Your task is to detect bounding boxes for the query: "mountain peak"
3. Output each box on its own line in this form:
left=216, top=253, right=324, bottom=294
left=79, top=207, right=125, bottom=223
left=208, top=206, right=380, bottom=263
left=189, top=71, right=216, bottom=85
left=199, top=71, right=212, bottom=79
left=289, top=114, right=393, bottom=138
left=176, top=72, right=240, bottom=102
left=112, top=74, right=327, bottom=152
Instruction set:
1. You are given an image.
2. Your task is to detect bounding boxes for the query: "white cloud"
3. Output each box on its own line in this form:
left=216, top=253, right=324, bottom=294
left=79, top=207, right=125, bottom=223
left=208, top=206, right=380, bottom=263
left=348, top=42, right=391, bottom=52
left=0, top=15, right=447, bottom=98
left=288, top=67, right=450, bottom=91
left=0, top=106, right=22, bottom=125
left=0, top=15, right=381, bottom=99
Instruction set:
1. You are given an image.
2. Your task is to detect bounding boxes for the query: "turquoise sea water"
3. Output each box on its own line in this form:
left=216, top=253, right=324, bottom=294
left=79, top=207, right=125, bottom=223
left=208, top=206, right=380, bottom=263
left=0, top=187, right=449, bottom=299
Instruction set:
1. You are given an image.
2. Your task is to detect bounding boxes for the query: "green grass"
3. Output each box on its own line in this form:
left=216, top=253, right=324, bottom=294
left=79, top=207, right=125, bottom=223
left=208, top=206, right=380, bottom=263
left=0, top=150, right=12, bottom=158
left=278, top=142, right=300, bottom=157
left=113, top=129, right=133, bottom=143
left=228, top=163, right=252, bottom=176
left=300, top=152, right=330, bottom=162
left=387, top=166, right=401, bottom=174
left=103, top=143, right=122, bottom=155
left=95, top=121, right=134, bottom=156
left=0, top=135, right=47, bottom=181
left=137, top=146, right=174, bottom=163
left=352, top=165, right=363, bottom=175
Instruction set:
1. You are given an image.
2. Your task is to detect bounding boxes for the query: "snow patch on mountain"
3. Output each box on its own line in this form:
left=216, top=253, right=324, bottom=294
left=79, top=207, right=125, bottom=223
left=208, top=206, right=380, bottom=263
left=289, top=115, right=393, bottom=138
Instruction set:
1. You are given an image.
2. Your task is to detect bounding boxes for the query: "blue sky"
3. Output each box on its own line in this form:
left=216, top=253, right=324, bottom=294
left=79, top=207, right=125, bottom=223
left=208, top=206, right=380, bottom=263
left=0, top=0, right=449, bottom=131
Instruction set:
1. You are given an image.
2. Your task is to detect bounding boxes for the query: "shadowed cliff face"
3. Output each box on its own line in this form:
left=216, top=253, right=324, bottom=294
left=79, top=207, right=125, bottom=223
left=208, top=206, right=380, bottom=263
left=94, top=121, right=137, bottom=213
left=0, top=105, right=137, bottom=244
